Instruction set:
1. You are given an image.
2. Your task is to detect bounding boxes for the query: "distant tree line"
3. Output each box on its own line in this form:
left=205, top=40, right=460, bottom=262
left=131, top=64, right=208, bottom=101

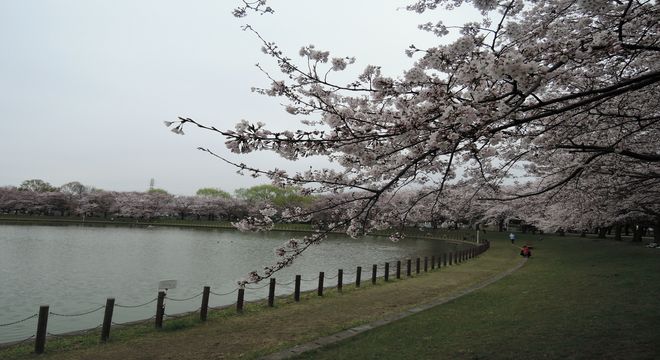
left=0, top=179, right=313, bottom=222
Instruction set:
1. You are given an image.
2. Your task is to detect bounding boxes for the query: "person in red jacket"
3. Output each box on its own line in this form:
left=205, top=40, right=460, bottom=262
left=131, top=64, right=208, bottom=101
left=520, top=245, right=532, bottom=258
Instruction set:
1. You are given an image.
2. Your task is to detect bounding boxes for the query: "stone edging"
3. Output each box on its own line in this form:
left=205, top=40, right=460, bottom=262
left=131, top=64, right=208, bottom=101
left=261, top=257, right=528, bottom=360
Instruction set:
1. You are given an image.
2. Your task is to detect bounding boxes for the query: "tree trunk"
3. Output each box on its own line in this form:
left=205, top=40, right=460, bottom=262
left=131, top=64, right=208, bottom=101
left=632, top=224, right=643, bottom=242
left=624, top=224, right=630, bottom=236
left=614, top=224, right=622, bottom=241
left=498, top=218, right=505, bottom=232
left=598, top=227, right=607, bottom=239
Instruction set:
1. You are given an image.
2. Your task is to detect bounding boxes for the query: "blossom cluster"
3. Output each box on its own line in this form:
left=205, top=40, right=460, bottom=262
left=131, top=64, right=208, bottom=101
left=174, top=0, right=660, bottom=283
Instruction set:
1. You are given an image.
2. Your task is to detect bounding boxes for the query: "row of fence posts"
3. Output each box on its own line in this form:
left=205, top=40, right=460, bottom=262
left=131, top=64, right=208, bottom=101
left=29, top=240, right=489, bottom=354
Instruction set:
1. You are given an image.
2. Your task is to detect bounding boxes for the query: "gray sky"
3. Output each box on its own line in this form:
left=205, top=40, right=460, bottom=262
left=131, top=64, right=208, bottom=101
left=0, top=1, right=476, bottom=195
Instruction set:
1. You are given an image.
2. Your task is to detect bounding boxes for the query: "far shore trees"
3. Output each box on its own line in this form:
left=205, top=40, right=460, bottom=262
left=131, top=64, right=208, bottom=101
left=234, top=184, right=313, bottom=208
left=196, top=188, right=232, bottom=198
left=18, top=179, right=57, bottom=193
left=0, top=181, right=314, bottom=223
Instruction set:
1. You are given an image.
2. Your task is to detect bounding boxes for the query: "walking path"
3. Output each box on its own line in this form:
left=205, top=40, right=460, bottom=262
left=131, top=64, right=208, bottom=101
left=262, top=257, right=528, bottom=359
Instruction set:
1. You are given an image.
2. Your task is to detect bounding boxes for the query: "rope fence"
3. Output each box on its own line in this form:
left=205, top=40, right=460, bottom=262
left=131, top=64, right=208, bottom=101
left=166, top=292, right=204, bottom=302
left=275, top=280, right=295, bottom=286
left=0, top=237, right=490, bottom=355
left=115, top=298, right=158, bottom=308
left=0, top=313, right=38, bottom=327
left=50, top=305, right=106, bottom=317
left=209, top=288, right=238, bottom=297
left=245, top=283, right=270, bottom=290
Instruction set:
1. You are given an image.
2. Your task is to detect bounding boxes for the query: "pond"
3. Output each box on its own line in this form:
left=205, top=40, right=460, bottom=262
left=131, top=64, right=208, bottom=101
left=0, top=224, right=465, bottom=344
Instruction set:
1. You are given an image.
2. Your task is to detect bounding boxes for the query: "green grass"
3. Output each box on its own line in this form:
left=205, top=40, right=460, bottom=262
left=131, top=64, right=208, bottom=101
left=296, top=234, right=660, bottom=359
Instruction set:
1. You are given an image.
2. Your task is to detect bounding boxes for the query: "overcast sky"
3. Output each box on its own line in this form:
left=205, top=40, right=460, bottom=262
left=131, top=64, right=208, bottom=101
left=0, top=1, right=477, bottom=195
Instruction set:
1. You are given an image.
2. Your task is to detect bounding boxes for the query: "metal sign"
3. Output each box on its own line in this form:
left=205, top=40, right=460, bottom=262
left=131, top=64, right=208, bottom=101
left=158, top=280, right=177, bottom=290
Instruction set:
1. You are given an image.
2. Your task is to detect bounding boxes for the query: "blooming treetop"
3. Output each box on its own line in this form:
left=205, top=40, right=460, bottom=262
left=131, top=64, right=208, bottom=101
left=166, top=0, right=659, bottom=283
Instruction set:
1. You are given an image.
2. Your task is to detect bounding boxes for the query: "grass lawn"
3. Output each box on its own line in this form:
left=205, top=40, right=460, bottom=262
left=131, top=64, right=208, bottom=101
left=297, top=234, right=660, bottom=359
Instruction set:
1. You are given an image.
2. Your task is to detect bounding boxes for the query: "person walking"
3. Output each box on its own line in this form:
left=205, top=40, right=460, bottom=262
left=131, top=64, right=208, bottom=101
left=509, top=232, right=516, bottom=244
left=520, top=245, right=532, bottom=258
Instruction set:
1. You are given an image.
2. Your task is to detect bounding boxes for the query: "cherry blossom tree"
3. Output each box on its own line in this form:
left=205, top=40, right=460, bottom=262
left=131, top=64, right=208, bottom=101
left=0, top=187, right=20, bottom=214
left=164, top=0, right=660, bottom=282
left=178, top=0, right=656, bottom=281
left=77, top=190, right=117, bottom=218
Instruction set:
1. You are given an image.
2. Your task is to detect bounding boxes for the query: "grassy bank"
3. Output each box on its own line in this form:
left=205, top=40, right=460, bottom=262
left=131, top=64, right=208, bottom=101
left=298, top=234, right=660, bottom=359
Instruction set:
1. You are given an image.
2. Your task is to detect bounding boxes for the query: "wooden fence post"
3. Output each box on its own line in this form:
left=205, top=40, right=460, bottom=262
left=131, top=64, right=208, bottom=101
left=200, top=287, right=210, bottom=322
left=294, top=275, right=301, bottom=302
left=449, top=252, right=453, bottom=266
left=407, top=259, right=412, bottom=277
left=384, top=262, right=390, bottom=282
left=443, top=253, right=447, bottom=267
left=337, top=269, right=343, bottom=292
left=236, top=288, right=245, bottom=313
left=155, top=291, right=165, bottom=328
left=35, top=305, right=49, bottom=354
left=424, top=257, right=428, bottom=272
left=356, top=266, right=362, bottom=288
left=268, top=278, right=276, bottom=307
left=371, top=264, right=377, bottom=285
left=318, top=272, right=324, bottom=296
left=101, top=298, right=115, bottom=342
left=396, top=260, right=401, bottom=279
left=416, top=257, right=421, bottom=274
left=431, top=256, right=436, bottom=270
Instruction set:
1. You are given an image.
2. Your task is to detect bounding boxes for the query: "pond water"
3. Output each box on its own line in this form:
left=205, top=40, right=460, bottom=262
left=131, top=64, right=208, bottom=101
left=0, top=224, right=464, bottom=344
